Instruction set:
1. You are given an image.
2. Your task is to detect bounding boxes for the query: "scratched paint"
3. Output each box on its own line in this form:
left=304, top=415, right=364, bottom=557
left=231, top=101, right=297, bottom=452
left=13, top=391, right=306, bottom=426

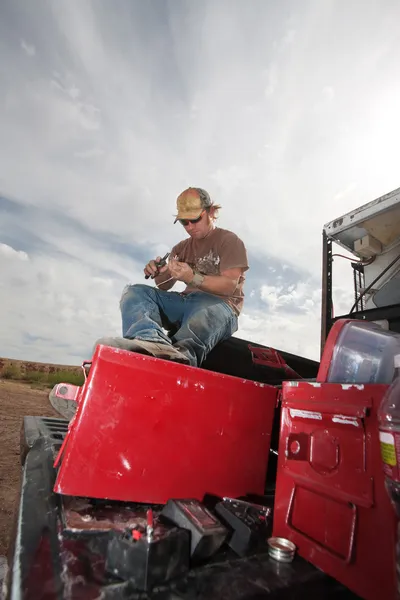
left=282, top=408, right=291, bottom=428
left=60, top=546, right=88, bottom=599
left=332, top=415, right=359, bottom=427
left=120, top=455, right=131, bottom=471
left=287, top=381, right=320, bottom=387
left=341, top=384, right=365, bottom=390
left=289, top=409, right=322, bottom=420
left=176, top=378, right=189, bottom=388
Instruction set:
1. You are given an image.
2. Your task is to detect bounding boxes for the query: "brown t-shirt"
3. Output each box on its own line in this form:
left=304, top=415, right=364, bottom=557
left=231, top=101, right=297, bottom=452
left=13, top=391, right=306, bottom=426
left=170, top=227, right=249, bottom=315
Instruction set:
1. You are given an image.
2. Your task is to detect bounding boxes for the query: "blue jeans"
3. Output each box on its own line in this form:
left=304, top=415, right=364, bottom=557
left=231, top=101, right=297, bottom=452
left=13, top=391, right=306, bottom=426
left=119, top=284, right=238, bottom=367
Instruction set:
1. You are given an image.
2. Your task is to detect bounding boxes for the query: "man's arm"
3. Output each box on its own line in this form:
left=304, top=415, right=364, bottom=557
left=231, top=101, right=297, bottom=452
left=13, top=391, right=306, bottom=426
left=192, top=267, right=243, bottom=296
left=168, top=261, right=243, bottom=296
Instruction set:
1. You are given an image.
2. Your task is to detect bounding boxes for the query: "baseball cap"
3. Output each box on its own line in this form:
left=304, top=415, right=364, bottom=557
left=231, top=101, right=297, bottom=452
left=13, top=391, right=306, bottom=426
left=174, top=187, right=212, bottom=223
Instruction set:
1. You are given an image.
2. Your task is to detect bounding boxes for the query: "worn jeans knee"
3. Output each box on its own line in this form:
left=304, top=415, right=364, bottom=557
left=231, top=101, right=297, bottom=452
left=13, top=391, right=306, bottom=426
left=119, top=283, right=181, bottom=345
left=172, top=294, right=238, bottom=366
left=120, top=283, right=155, bottom=309
left=118, top=285, right=237, bottom=368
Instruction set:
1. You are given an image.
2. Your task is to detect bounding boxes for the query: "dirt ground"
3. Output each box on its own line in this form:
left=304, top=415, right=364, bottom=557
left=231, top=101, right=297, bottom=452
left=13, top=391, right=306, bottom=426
left=0, top=379, right=59, bottom=556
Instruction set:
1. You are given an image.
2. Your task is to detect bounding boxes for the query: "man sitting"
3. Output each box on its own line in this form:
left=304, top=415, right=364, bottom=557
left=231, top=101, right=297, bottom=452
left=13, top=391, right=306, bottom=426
left=94, top=187, right=249, bottom=367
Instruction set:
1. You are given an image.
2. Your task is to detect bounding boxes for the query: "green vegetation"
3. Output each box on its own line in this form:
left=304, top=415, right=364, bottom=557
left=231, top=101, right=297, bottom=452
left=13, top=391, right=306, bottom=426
left=46, top=370, right=84, bottom=387
left=1, top=364, right=21, bottom=380
left=1, top=362, right=84, bottom=388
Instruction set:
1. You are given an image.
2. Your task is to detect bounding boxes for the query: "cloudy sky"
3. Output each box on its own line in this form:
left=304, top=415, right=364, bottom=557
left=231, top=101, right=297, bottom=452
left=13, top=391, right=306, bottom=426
left=1, top=0, right=400, bottom=365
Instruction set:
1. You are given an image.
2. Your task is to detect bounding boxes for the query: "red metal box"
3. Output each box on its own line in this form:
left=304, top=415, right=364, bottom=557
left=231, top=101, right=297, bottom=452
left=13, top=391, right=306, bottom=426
left=54, top=344, right=277, bottom=504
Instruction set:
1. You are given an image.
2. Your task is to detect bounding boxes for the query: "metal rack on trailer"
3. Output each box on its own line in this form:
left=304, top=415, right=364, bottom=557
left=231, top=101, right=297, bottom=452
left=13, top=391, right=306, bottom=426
left=321, top=186, right=400, bottom=352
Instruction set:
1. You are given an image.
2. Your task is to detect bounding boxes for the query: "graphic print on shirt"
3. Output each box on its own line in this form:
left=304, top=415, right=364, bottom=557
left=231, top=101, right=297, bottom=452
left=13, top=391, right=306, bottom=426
left=196, top=250, right=221, bottom=275
left=171, top=250, right=221, bottom=276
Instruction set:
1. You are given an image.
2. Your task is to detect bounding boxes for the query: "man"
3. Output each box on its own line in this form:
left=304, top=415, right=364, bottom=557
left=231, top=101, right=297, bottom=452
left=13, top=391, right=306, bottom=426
left=94, top=187, right=249, bottom=367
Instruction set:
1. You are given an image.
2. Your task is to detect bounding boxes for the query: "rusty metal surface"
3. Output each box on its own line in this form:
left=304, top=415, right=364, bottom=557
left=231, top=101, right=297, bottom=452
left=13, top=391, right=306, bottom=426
left=61, top=496, right=153, bottom=533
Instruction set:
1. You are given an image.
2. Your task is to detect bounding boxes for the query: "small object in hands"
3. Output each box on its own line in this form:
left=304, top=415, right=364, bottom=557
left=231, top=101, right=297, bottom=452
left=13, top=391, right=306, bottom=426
left=267, top=537, right=296, bottom=563
left=145, top=252, right=170, bottom=279
left=160, top=498, right=228, bottom=561
left=105, top=523, right=190, bottom=590
left=215, top=497, right=272, bottom=557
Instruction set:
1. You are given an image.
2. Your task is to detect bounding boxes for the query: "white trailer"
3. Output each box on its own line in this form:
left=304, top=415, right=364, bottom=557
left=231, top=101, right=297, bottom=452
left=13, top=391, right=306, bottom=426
left=321, top=186, right=400, bottom=353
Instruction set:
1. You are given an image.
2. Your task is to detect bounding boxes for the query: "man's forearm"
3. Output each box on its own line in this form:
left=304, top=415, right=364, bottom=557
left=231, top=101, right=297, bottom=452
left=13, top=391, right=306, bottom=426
left=192, top=274, right=238, bottom=296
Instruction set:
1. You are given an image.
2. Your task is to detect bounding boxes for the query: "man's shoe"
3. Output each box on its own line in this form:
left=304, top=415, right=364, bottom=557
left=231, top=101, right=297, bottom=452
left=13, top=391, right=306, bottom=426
left=49, top=385, right=78, bottom=421
left=131, top=339, right=190, bottom=364
left=93, top=336, right=143, bottom=353
left=93, top=336, right=190, bottom=365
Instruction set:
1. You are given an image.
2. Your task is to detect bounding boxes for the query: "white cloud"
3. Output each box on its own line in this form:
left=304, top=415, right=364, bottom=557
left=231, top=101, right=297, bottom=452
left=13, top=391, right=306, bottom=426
left=257, top=280, right=322, bottom=357
left=20, top=39, right=35, bottom=57
left=0, top=255, right=121, bottom=363
left=0, top=243, right=29, bottom=261
left=281, top=29, right=296, bottom=48
left=264, top=64, right=278, bottom=98
left=334, top=182, right=357, bottom=202
left=1, top=0, right=400, bottom=364
left=239, top=294, right=321, bottom=361
left=239, top=276, right=355, bottom=361
left=321, top=86, right=334, bottom=102
left=74, top=147, right=104, bottom=159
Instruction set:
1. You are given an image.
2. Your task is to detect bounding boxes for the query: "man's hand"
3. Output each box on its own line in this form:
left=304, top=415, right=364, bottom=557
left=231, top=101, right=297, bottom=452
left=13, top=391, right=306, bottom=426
left=168, top=259, right=194, bottom=284
left=144, top=256, right=170, bottom=279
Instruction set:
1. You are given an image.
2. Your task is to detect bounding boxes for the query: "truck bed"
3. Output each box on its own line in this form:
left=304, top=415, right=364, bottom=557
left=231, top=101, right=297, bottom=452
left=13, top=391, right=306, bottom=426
left=5, top=416, right=360, bottom=600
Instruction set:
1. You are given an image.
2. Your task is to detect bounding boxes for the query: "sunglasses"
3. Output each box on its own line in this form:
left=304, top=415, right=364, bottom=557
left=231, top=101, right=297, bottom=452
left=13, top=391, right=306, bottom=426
left=178, top=210, right=206, bottom=227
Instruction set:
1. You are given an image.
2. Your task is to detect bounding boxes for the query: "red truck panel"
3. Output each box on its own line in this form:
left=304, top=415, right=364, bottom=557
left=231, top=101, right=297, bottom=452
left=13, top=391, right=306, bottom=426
left=273, top=380, right=397, bottom=600
left=54, top=344, right=277, bottom=504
